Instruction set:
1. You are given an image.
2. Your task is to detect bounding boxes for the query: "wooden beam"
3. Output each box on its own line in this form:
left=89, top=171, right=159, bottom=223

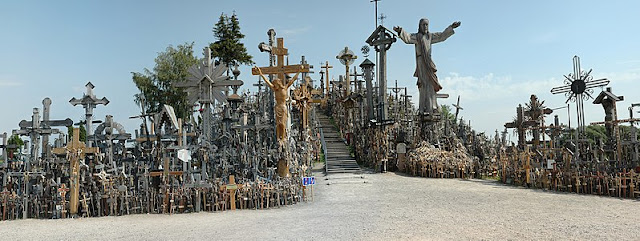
left=251, top=64, right=310, bottom=75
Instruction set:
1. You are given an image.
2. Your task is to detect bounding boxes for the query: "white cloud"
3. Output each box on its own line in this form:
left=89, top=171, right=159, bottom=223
left=0, top=81, right=22, bottom=87
left=280, top=26, right=311, bottom=37
left=597, top=70, right=640, bottom=84
left=0, top=75, right=24, bottom=87
left=440, top=72, right=559, bottom=102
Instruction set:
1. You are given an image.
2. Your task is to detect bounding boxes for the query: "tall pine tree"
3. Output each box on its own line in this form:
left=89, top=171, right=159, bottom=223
left=210, top=12, right=253, bottom=67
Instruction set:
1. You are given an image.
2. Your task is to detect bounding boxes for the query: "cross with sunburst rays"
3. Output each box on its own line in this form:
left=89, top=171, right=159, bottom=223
left=550, top=55, right=609, bottom=161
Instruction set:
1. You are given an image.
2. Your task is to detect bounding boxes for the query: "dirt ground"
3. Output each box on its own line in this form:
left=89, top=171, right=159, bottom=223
left=2, top=169, right=640, bottom=240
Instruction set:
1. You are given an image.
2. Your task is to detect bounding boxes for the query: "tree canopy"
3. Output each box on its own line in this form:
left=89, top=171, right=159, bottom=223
left=440, top=104, right=455, bottom=123
left=132, top=43, right=198, bottom=120
left=210, top=12, right=253, bottom=67
left=67, top=124, right=87, bottom=142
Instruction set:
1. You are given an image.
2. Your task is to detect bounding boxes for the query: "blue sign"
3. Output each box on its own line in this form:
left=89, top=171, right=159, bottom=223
left=302, top=176, right=316, bottom=186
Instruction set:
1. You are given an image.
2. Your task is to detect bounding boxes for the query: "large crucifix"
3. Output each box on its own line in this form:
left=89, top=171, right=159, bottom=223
left=251, top=37, right=310, bottom=143
left=53, top=127, right=98, bottom=217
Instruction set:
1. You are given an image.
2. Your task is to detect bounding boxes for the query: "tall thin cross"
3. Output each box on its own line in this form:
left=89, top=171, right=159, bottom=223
left=300, top=56, right=314, bottom=84
left=452, top=95, right=463, bottom=122
left=389, top=80, right=404, bottom=120
left=321, top=61, right=333, bottom=97
left=371, top=0, right=381, bottom=27
left=550, top=56, right=609, bottom=160
left=350, top=66, right=364, bottom=93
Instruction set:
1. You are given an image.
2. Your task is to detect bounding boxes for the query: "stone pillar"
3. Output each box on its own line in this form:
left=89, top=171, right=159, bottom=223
left=360, top=59, right=375, bottom=122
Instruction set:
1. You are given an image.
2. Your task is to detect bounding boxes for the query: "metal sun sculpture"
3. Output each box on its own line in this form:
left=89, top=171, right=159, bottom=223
left=551, top=56, right=610, bottom=103
left=550, top=55, right=609, bottom=159
left=361, top=45, right=370, bottom=58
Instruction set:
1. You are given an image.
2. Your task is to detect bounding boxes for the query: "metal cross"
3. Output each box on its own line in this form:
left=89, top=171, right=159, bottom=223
left=370, top=0, right=381, bottom=27
left=378, top=13, right=387, bottom=27
left=550, top=56, right=609, bottom=138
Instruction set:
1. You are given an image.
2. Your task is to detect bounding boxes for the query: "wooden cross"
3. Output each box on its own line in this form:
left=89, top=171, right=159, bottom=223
left=80, top=193, right=91, bottom=217
left=292, top=76, right=321, bottom=130
left=521, top=146, right=533, bottom=185
left=53, top=127, right=98, bottom=216
left=505, top=105, right=539, bottom=147
left=223, top=175, right=243, bottom=210
left=452, top=95, right=464, bottom=122
left=251, top=38, right=310, bottom=84
left=57, top=184, right=69, bottom=218
left=320, top=61, right=333, bottom=97
left=259, top=182, right=274, bottom=209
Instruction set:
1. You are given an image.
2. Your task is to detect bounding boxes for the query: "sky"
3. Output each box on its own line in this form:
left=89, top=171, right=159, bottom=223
left=1, top=0, right=639, bottom=143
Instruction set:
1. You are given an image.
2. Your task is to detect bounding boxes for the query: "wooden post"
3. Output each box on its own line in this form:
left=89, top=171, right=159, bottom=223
left=224, top=175, right=243, bottom=210
left=522, top=146, right=532, bottom=185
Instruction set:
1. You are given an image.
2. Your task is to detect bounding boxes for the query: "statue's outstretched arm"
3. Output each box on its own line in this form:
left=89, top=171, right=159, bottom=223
left=287, top=66, right=304, bottom=88
left=432, top=22, right=459, bottom=44
left=253, top=66, right=274, bottom=89
left=394, top=26, right=415, bottom=44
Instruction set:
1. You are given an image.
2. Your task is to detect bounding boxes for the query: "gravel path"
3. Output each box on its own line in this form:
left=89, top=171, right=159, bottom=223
left=2, top=168, right=639, bottom=240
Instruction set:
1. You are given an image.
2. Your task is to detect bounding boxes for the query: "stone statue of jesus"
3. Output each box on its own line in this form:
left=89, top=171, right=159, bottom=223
left=394, top=18, right=460, bottom=116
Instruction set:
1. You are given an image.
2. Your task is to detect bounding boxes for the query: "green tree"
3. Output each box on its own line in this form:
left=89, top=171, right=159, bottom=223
left=7, top=134, right=23, bottom=147
left=67, top=125, right=87, bottom=142
left=210, top=12, right=253, bottom=67
left=132, top=43, right=198, bottom=119
left=440, top=104, right=455, bottom=122
left=6, top=134, right=24, bottom=158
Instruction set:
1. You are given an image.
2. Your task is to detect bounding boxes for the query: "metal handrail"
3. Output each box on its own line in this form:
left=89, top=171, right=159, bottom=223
left=320, top=124, right=328, bottom=174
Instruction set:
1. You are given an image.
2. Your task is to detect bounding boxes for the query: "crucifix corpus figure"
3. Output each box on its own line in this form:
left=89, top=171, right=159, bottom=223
left=394, top=18, right=460, bottom=116
left=253, top=65, right=304, bottom=143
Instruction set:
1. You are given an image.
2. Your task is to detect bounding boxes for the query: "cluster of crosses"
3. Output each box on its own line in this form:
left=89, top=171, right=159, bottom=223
left=0, top=29, right=326, bottom=220
left=498, top=56, right=640, bottom=198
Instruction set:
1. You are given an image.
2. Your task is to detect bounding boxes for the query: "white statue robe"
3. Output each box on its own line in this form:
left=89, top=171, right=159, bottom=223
left=398, top=26, right=455, bottom=114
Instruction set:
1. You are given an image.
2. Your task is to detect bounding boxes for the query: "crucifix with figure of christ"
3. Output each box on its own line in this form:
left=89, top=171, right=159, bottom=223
left=53, top=127, right=98, bottom=217
left=252, top=37, right=309, bottom=177
left=251, top=37, right=310, bottom=143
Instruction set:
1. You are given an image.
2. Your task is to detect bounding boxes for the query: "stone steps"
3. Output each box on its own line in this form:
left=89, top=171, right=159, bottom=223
left=318, top=112, right=361, bottom=175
